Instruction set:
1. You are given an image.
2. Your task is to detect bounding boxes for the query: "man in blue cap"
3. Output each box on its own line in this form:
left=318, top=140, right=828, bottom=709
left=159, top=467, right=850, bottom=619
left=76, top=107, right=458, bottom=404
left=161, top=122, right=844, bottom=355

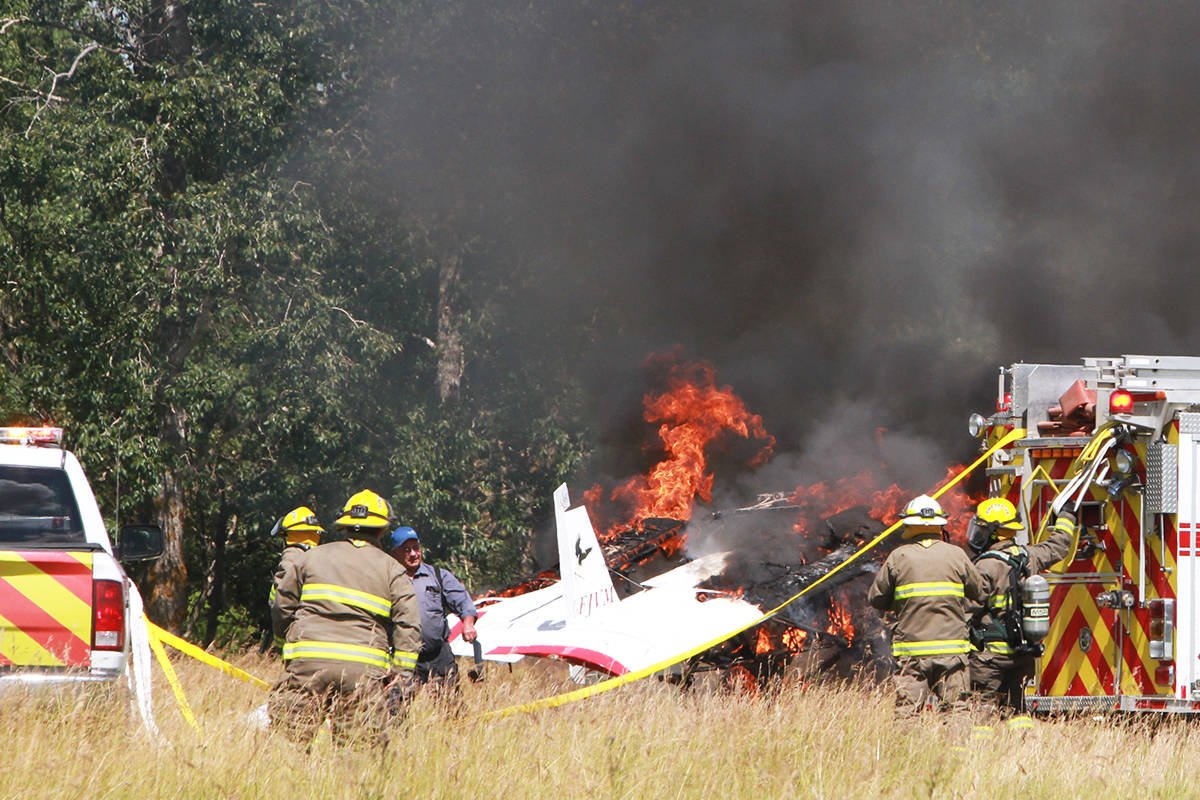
left=388, top=526, right=478, bottom=694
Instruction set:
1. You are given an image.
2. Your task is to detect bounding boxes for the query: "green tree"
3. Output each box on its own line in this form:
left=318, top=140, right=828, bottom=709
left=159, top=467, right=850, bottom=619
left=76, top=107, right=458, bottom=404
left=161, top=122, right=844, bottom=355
left=0, top=0, right=596, bottom=641
left=0, top=0, right=413, bottom=634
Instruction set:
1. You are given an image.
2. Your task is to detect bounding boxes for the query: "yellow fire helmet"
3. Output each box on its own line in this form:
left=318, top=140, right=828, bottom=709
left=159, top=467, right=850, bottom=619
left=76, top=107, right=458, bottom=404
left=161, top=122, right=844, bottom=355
left=270, top=506, right=325, bottom=536
left=975, top=497, right=1023, bottom=534
left=334, top=489, right=393, bottom=530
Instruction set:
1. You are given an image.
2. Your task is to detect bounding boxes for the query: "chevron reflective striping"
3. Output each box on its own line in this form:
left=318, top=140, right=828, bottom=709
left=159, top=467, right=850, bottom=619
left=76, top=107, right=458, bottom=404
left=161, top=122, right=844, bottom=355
left=0, top=608, right=66, bottom=666
left=1115, top=497, right=1172, bottom=695
left=1040, top=589, right=1117, bottom=696
left=0, top=552, right=92, bottom=668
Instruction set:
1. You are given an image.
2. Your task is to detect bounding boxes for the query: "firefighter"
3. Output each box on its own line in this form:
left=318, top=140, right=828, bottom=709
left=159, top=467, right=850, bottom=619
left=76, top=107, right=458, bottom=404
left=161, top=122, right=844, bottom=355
left=268, top=506, right=324, bottom=650
left=966, top=498, right=1077, bottom=715
left=268, top=489, right=422, bottom=748
left=388, top=526, right=478, bottom=697
left=867, top=494, right=985, bottom=717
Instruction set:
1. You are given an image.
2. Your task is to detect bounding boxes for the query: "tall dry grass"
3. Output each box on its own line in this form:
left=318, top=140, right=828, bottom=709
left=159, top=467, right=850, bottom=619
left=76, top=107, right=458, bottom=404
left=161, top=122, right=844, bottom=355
left=2, top=651, right=1198, bottom=800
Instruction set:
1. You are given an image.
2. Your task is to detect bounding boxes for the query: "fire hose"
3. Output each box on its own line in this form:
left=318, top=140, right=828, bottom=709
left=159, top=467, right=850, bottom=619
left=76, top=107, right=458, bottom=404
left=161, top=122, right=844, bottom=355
left=479, top=427, right=1028, bottom=719
left=1033, top=421, right=1120, bottom=572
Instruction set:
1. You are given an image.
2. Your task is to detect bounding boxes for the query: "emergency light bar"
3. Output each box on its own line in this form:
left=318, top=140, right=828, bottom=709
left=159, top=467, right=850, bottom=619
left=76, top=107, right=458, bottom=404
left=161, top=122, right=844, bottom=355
left=0, top=427, right=64, bottom=446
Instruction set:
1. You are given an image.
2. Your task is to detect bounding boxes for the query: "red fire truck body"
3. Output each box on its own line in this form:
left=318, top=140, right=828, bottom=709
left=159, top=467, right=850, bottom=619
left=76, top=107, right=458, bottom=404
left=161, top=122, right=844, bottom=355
left=974, top=356, right=1200, bottom=712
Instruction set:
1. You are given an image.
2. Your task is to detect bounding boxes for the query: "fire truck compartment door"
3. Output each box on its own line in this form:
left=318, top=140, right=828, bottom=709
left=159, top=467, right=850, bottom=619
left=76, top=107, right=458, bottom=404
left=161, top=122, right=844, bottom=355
left=1173, top=422, right=1200, bottom=695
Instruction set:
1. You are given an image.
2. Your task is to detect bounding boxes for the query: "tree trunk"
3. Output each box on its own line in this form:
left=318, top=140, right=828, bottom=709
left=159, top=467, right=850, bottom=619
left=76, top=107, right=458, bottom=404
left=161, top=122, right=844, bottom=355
left=436, top=249, right=465, bottom=404
left=203, top=511, right=234, bottom=647
left=142, top=1, right=193, bottom=65
left=146, top=467, right=187, bottom=630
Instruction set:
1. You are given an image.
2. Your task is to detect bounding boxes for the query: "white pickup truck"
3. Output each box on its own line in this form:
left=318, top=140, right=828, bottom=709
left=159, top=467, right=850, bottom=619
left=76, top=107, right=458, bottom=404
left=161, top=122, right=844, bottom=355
left=0, top=427, right=161, bottom=685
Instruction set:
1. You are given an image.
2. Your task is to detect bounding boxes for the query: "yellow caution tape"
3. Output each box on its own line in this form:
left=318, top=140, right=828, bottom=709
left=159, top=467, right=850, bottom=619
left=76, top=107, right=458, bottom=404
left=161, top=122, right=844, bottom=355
left=147, top=621, right=271, bottom=690
left=480, top=428, right=1028, bottom=718
left=146, top=621, right=200, bottom=732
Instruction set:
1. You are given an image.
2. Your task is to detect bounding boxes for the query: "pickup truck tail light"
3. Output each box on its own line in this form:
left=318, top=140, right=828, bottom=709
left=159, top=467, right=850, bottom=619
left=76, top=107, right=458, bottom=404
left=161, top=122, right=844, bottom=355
left=92, top=580, right=125, bottom=651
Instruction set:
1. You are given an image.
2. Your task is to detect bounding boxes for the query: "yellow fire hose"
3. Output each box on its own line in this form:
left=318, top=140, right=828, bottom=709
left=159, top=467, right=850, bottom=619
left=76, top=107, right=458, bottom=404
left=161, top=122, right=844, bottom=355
left=146, top=622, right=200, bottom=733
left=143, top=619, right=273, bottom=733
left=147, top=621, right=272, bottom=690
left=479, top=427, right=1028, bottom=718
left=1032, top=422, right=1118, bottom=572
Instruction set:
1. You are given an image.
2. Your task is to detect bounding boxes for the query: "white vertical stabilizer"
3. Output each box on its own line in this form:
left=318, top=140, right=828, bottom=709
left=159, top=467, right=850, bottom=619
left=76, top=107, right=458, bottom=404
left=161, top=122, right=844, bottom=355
left=553, top=483, right=618, bottom=620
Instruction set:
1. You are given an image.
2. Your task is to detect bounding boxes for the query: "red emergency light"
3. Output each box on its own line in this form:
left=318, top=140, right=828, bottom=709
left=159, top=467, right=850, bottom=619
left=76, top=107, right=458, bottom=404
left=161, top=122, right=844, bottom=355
left=1110, top=390, right=1134, bottom=414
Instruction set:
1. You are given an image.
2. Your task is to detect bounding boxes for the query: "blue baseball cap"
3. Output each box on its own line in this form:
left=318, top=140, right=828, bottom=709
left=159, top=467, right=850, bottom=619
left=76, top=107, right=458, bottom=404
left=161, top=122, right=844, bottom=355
left=389, top=526, right=420, bottom=549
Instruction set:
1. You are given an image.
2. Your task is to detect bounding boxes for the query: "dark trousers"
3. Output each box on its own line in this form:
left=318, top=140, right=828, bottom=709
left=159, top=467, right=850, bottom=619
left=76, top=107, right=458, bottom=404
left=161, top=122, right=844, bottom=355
left=414, top=640, right=460, bottom=693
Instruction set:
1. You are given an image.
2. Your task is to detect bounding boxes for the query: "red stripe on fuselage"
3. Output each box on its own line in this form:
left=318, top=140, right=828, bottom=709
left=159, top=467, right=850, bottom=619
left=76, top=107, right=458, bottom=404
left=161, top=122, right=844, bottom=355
left=486, top=644, right=630, bottom=675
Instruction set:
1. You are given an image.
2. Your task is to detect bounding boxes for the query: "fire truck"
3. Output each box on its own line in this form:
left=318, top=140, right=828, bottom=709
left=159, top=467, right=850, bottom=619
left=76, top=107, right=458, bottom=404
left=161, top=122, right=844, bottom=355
left=0, top=427, right=162, bottom=685
left=970, top=355, right=1200, bottom=712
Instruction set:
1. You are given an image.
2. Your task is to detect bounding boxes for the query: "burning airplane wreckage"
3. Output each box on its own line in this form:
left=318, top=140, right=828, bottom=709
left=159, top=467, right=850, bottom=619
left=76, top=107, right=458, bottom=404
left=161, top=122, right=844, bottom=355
left=449, top=358, right=979, bottom=689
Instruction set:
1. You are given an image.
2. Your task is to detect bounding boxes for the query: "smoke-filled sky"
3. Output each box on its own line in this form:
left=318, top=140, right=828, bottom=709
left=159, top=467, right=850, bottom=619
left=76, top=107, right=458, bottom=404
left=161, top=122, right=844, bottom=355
left=372, top=0, right=1200, bottom=494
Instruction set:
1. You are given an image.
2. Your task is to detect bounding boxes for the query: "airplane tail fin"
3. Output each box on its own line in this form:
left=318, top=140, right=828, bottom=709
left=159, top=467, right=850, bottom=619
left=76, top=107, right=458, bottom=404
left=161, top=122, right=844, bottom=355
left=553, top=483, right=619, bottom=620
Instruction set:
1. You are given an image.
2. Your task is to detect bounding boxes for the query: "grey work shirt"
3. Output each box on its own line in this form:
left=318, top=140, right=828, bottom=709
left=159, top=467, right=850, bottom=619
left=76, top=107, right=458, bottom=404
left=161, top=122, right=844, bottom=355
left=410, top=561, right=478, bottom=655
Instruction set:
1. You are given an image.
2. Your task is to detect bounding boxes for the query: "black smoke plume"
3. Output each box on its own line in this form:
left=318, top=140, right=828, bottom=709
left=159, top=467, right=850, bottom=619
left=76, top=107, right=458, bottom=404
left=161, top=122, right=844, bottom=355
left=366, top=0, right=1200, bottom=472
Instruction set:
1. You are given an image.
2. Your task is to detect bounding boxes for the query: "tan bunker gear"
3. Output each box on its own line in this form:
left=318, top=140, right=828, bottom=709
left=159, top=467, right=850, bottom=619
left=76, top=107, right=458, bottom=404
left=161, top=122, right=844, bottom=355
left=270, top=531, right=421, bottom=746
left=868, top=503, right=985, bottom=717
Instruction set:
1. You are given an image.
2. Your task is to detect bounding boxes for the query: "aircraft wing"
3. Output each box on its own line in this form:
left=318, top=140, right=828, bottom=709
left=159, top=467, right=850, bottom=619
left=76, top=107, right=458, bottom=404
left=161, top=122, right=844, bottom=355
left=459, top=585, right=761, bottom=675
left=447, top=484, right=764, bottom=674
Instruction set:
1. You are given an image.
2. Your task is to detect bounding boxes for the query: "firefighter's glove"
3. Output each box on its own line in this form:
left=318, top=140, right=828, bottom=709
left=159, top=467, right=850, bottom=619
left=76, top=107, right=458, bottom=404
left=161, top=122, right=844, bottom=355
left=387, top=671, right=420, bottom=716
left=1051, top=511, right=1078, bottom=539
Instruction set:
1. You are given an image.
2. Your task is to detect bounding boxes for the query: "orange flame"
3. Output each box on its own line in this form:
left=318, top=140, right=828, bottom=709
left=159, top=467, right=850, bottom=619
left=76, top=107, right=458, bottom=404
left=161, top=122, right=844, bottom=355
left=788, top=465, right=981, bottom=539
left=782, top=627, right=808, bottom=650
left=587, top=357, right=774, bottom=538
left=826, top=600, right=855, bottom=645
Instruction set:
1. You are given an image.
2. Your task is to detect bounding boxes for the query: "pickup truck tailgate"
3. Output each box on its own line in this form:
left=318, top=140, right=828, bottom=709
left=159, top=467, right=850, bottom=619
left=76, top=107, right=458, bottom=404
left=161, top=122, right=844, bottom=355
left=0, top=551, right=93, bottom=668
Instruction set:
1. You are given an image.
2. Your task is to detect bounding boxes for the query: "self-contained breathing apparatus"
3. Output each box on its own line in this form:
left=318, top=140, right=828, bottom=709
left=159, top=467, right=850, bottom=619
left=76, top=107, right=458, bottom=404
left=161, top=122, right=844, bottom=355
left=966, top=503, right=1052, bottom=658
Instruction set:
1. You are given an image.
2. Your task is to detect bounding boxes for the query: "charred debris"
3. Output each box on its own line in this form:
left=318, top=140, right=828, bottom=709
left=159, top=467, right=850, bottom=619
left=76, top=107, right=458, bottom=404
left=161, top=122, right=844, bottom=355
left=493, top=495, right=903, bottom=687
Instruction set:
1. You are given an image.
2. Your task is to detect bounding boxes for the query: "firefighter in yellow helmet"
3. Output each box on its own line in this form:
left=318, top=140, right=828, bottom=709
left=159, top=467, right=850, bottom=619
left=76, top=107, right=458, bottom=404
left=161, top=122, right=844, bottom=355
left=966, top=497, right=1077, bottom=716
left=867, top=494, right=985, bottom=717
left=268, top=506, right=324, bottom=649
left=269, top=489, right=422, bottom=747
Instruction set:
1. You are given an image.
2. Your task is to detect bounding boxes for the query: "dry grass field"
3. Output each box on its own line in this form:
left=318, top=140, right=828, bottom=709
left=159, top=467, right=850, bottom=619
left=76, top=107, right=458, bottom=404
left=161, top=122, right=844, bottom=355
left=3, top=651, right=1199, bottom=800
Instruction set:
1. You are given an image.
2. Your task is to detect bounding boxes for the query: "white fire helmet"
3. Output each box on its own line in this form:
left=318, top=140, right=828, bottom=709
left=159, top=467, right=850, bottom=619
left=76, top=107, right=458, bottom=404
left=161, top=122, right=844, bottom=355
left=899, top=494, right=949, bottom=532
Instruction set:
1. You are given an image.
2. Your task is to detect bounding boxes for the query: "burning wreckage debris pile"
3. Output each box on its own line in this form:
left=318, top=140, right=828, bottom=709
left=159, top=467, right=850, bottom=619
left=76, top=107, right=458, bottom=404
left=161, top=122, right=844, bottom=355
left=477, top=356, right=979, bottom=690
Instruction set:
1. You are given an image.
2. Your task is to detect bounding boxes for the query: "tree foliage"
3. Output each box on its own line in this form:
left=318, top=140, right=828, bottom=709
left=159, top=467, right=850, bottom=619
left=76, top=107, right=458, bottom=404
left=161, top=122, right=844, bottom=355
left=0, top=0, right=593, bottom=644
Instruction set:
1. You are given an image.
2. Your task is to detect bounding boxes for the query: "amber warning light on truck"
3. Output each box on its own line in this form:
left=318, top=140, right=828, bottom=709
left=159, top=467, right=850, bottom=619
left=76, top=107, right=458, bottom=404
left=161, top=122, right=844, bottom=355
left=0, top=426, right=63, bottom=446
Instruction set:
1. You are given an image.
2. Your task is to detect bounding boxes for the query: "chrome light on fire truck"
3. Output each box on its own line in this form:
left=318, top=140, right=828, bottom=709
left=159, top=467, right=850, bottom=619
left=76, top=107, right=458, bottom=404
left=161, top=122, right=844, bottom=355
left=1111, top=448, right=1136, bottom=478
left=1148, top=598, right=1174, bottom=661
left=967, top=413, right=989, bottom=439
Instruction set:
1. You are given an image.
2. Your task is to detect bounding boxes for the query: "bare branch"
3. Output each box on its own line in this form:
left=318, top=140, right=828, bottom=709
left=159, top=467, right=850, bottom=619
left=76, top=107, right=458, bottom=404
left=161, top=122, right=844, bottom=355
left=331, top=305, right=367, bottom=328
left=0, top=17, right=28, bottom=36
left=26, top=41, right=99, bottom=137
